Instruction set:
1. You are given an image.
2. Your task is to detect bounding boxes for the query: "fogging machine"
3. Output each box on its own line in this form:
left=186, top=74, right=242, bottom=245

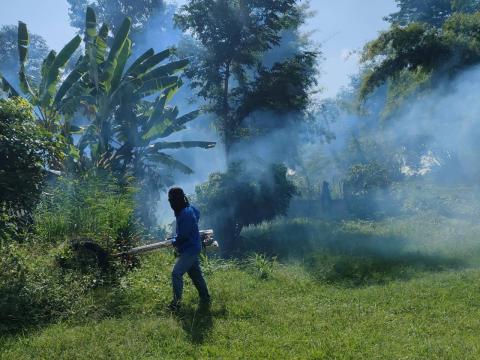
left=113, top=229, right=217, bottom=257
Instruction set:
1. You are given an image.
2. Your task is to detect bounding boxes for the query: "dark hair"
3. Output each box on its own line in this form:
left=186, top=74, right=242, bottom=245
left=168, top=187, right=189, bottom=203
left=168, top=187, right=190, bottom=215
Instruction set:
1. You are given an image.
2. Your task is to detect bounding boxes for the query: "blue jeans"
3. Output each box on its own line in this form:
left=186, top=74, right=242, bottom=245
left=172, top=252, right=210, bottom=303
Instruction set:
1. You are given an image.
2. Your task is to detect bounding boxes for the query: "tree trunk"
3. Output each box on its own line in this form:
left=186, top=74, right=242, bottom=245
left=222, top=61, right=232, bottom=163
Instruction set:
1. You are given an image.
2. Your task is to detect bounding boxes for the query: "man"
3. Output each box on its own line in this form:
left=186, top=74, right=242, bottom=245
left=168, top=187, right=210, bottom=311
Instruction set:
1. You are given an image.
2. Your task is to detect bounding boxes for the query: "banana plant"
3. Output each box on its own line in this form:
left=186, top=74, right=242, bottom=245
left=16, top=21, right=82, bottom=132
left=76, top=7, right=216, bottom=177
left=0, top=21, right=84, bottom=162
left=1, top=7, right=215, bottom=187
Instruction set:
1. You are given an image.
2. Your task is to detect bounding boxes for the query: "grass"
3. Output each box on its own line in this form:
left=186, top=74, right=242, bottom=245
left=2, top=215, right=480, bottom=359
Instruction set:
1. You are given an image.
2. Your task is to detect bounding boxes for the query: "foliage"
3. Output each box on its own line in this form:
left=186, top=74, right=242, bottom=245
left=3, top=8, right=214, bottom=180
left=68, top=7, right=214, bottom=225
left=0, top=172, right=143, bottom=334
left=0, top=98, right=65, bottom=239
left=359, top=23, right=445, bottom=101
left=0, top=240, right=128, bottom=334
left=8, top=22, right=83, bottom=134
left=386, top=0, right=480, bottom=27
left=79, top=10, right=213, bottom=171
left=360, top=12, right=480, bottom=113
left=34, top=174, right=139, bottom=253
left=342, top=162, right=397, bottom=218
left=175, top=0, right=318, bottom=154
left=67, top=0, right=165, bottom=34
left=238, top=52, right=318, bottom=120
left=0, top=21, right=86, bottom=165
left=0, top=25, right=49, bottom=86
left=2, top=8, right=215, bottom=228
left=195, top=162, right=296, bottom=255
left=344, top=162, right=392, bottom=196
left=246, top=253, right=277, bottom=280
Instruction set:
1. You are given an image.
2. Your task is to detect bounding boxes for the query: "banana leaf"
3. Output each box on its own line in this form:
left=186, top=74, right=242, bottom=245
left=156, top=110, right=201, bottom=139
left=134, top=75, right=178, bottom=99
left=126, top=48, right=172, bottom=78
left=164, top=80, right=182, bottom=102
left=41, top=35, right=82, bottom=106
left=94, top=24, right=109, bottom=64
left=101, top=17, right=131, bottom=88
left=54, top=57, right=88, bottom=106
left=146, top=152, right=194, bottom=174
left=141, top=59, right=189, bottom=82
left=139, top=83, right=181, bottom=137
left=0, top=74, right=19, bottom=97
left=110, top=38, right=132, bottom=92
left=124, top=48, right=154, bottom=76
left=85, top=7, right=99, bottom=89
left=150, top=141, right=216, bottom=150
left=141, top=95, right=168, bottom=135
left=39, top=51, right=56, bottom=93
left=69, top=125, right=85, bottom=134
left=17, top=21, right=29, bottom=66
left=85, top=7, right=97, bottom=40
left=17, top=22, right=36, bottom=99
left=18, top=68, right=36, bottom=100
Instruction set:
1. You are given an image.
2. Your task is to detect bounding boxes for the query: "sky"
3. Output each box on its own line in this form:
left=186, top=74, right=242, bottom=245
left=0, top=0, right=398, bottom=98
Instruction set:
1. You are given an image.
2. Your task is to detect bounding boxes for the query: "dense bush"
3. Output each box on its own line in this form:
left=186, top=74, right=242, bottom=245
left=0, top=98, right=65, bottom=239
left=0, top=173, right=141, bottom=334
left=0, top=241, right=127, bottom=334
left=195, top=162, right=296, bottom=255
left=34, top=174, right=140, bottom=252
left=343, top=161, right=398, bottom=218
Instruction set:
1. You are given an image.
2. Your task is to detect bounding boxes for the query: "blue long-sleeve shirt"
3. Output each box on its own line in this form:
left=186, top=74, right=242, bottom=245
left=172, top=205, right=201, bottom=254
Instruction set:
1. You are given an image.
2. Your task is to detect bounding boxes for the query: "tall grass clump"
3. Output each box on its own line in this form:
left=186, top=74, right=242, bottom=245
left=34, top=173, right=138, bottom=248
left=0, top=173, right=142, bottom=334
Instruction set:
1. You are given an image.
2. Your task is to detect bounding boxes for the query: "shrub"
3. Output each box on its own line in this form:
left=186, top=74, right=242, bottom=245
left=343, top=161, right=397, bottom=218
left=34, top=173, right=140, bottom=252
left=0, top=240, right=131, bottom=334
left=195, top=162, right=296, bottom=256
left=0, top=173, right=141, bottom=334
left=0, top=98, right=65, bottom=239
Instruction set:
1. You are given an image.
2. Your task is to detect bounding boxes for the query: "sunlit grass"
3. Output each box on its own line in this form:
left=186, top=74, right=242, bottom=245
left=2, top=216, right=480, bottom=359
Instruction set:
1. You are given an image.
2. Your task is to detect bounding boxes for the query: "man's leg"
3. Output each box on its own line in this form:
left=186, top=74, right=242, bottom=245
left=187, top=256, right=210, bottom=303
left=171, top=253, right=196, bottom=306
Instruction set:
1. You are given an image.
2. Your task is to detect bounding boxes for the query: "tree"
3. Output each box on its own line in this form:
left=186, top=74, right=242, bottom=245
left=359, top=12, right=480, bottom=111
left=386, top=0, right=480, bottom=27
left=67, top=0, right=165, bottom=34
left=175, top=0, right=318, bottom=158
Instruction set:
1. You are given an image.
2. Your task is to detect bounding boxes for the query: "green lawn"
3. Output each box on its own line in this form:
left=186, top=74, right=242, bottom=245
left=2, top=216, right=480, bottom=359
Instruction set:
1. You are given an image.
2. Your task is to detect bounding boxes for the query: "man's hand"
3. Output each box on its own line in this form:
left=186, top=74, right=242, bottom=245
left=173, top=235, right=188, bottom=247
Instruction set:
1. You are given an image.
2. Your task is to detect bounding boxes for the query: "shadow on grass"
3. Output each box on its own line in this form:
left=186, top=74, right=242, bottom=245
left=242, top=220, right=467, bottom=287
left=175, top=303, right=227, bottom=344
left=302, top=232, right=465, bottom=287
